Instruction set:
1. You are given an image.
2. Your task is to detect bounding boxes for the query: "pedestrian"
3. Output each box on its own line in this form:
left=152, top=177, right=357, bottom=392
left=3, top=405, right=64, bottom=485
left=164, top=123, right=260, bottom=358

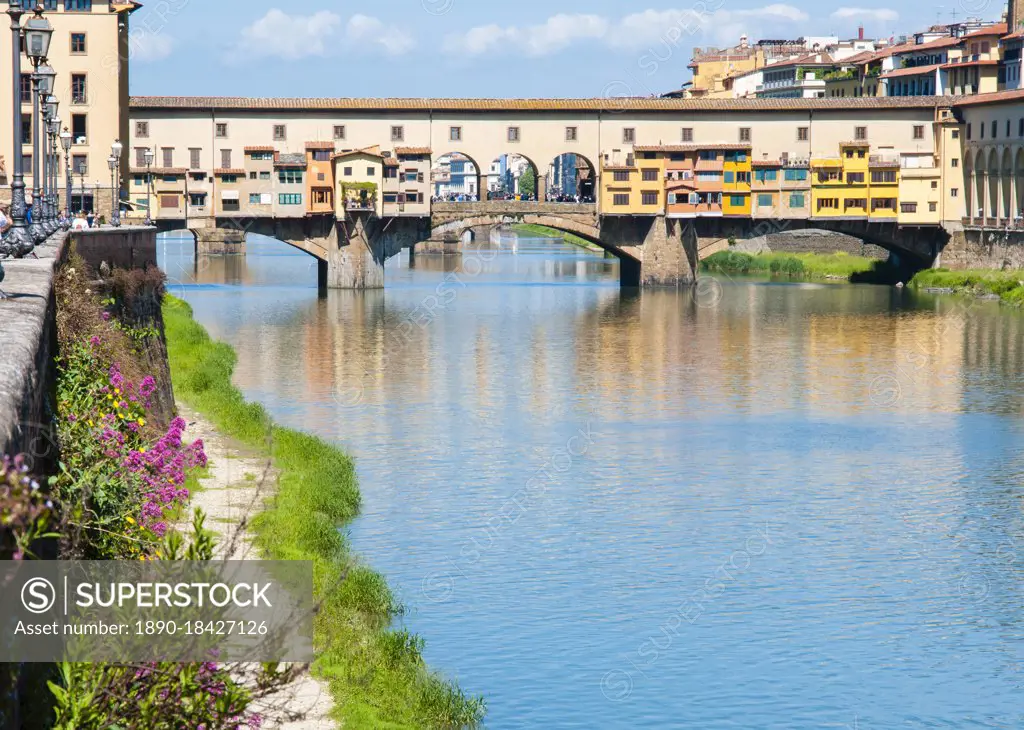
left=71, top=210, right=87, bottom=231
left=0, top=205, right=10, bottom=240
left=86, top=210, right=95, bottom=228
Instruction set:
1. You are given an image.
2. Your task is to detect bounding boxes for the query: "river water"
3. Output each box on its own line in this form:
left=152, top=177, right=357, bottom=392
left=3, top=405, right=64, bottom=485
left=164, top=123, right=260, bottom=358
left=159, top=232, right=1024, bottom=729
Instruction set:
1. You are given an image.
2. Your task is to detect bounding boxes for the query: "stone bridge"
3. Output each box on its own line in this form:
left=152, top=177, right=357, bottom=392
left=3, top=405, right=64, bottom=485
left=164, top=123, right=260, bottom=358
left=156, top=206, right=950, bottom=290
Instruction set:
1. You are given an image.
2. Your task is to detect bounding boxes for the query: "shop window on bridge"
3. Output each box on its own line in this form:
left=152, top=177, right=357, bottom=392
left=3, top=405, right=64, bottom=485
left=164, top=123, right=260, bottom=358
left=189, top=193, right=207, bottom=207
left=817, top=198, right=838, bottom=210
left=844, top=198, right=867, bottom=210
left=641, top=168, right=658, bottom=181
left=870, top=170, right=897, bottom=183
left=900, top=202, right=918, bottom=213
left=847, top=172, right=864, bottom=184
left=641, top=191, right=658, bottom=205
left=871, top=198, right=897, bottom=211
left=383, top=193, right=398, bottom=203
left=279, top=193, right=303, bottom=206
left=789, top=193, right=805, bottom=208
left=724, top=171, right=735, bottom=183
left=612, top=170, right=631, bottom=182
left=757, top=193, right=774, bottom=207
left=278, top=170, right=303, bottom=184
left=613, top=193, right=630, bottom=206
left=784, top=168, right=807, bottom=181
left=737, top=171, right=750, bottom=183
left=159, top=195, right=178, bottom=209
left=681, top=127, right=693, bottom=142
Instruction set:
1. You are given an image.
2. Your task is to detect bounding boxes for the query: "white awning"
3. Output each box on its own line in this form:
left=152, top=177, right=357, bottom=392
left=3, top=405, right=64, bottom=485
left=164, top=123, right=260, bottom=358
left=221, top=190, right=240, bottom=201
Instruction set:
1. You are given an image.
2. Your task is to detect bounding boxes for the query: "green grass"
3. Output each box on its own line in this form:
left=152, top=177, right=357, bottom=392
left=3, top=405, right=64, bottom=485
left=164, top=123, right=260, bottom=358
left=510, top=223, right=603, bottom=252
left=701, top=250, right=879, bottom=279
left=162, top=295, right=485, bottom=730
left=909, top=268, right=1024, bottom=305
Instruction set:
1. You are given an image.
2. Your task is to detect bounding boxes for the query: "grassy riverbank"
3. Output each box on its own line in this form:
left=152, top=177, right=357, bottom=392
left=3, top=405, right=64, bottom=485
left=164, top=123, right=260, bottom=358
left=909, top=269, right=1024, bottom=305
left=701, top=250, right=880, bottom=279
left=162, top=295, right=485, bottom=729
left=510, top=223, right=604, bottom=252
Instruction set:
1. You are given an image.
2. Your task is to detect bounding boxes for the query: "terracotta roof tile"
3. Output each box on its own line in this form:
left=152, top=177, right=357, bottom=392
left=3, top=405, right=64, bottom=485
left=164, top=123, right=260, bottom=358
left=383, top=157, right=400, bottom=166
left=941, top=59, right=1000, bottom=69
left=395, top=146, right=431, bottom=155
left=695, top=159, right=724, bottom=171
left=963, top=22, right=1006, bottom=38
left=332, top=147, right=384, bottom=160
left=882, top=63, right=943, bottom=79
left=634, top=143, right=751, bottom=152
left=949, top=88, right=1024, bottom=106
left=305, top=141, right=335, bottom=150
left=130, top=167, right=186, bottom=175
left=128, top=95, right=949, bottom=112
left=214, top=168, right=245, bottom=175
left=244, top=145, right=275, bottom=152
left=751, top=159, right=781, bottom=167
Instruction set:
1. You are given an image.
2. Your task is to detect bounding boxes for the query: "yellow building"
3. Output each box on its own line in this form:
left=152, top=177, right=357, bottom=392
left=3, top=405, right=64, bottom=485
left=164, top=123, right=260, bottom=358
left=601, top=150, right=664, bottom=215
left=333, top=147, right=383, bottom=215
left=811, top=140, right=901, bottom=220
left=722, top=146, right=751, bottom=216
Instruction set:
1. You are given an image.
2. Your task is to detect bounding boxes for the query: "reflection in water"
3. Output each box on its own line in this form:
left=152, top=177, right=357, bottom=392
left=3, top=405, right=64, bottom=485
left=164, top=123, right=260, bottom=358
left=161, top=231, right=1024, bottom=730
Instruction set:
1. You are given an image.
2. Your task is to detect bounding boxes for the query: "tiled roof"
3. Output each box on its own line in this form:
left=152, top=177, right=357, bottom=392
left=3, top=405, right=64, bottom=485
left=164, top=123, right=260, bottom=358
left=305, top=141, right=335, bottom=150
left=395, top=146, right=431, bottom=155
left=332, top=147, right=384, bottom=160
left=244, top=145, right=275, bottom=152
left=634, top=143, right=751, bottom=152
left=603, top=165, right=635, bottom=171
left=882, top=63, right=943, bottom=79
left=214, top=168, right=245, bottom=175
left=941, top=59, right=1000, bottom=69
left=695, top=159, right=724, bottom=171
left=951, top=88, right=1024, bottom=106
left=839, top=140, right=871, bottom=146
left=129, top=95, right=950, bottom=112
left=383, top=157, right=400, bottom=166
left=751, top=159, right=781, bottom=167
left=274, top=153, right=307, bottom=167
left=963, top=22, right=1006, bottom=38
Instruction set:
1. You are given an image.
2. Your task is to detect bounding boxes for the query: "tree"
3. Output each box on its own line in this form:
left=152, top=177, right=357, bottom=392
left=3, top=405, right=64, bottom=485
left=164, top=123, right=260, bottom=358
left=519, top=166, right=536, bottom=198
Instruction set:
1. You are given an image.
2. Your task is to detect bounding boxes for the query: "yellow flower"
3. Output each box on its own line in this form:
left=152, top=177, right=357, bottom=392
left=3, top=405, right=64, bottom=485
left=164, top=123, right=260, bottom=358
left=114, top=388, right=120, bottom=395
left=137, top=418, right=145, bottom=427
left=107, top=394, right=113, bottom=400
left=140, top=448, right=146, bottom=454
left=125, top=516, right=135, bottom=525
left=87, top=420, right=94, bottom=427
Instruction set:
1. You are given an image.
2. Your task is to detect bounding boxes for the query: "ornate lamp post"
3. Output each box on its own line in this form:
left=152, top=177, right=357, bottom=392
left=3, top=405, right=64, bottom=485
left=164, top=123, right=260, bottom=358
left=47, top=113, right=60, bottom=229
left=41, top=102, right=53, bottom=233
left=60, top=126, right=72, bottom=229
left=42, top=88, right=57, bottom=231
left=110, top=138, right=122, bottom=226
left=144, top=147, right=154, bottom=225
left=28, top=43, right=55, bottom=240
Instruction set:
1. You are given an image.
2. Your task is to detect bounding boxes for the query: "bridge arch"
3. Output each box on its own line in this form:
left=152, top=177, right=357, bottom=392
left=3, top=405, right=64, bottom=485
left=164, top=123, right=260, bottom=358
left=987, top=147, right=999, bottom=221
left=544, top=152, right=597, bottom=202
left=485, top=153, right=541, bottom=201
left=432, top=151, right=484, bottom=201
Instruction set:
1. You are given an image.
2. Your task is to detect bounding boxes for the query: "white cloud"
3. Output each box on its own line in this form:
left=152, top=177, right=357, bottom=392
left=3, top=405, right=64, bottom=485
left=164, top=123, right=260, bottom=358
left=830, top=7, right=899, bottom=23
left=128, top=30, right=174, bottom=62
left=443, top=13, right=609, bottom=57
left=445, top=6, right=810, bottom=57
left=230, top=9, right=414, bottom=62
left=347, top=14, right=416, bottom=56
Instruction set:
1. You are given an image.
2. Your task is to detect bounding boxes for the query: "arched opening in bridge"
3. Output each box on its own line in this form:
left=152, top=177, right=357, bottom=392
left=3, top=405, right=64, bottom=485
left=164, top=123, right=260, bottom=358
left=964, top=150, right=974, bottom=222
left=544, top=153, right=596, bottom=203
left=486, top=154, right=539, bottom=201
left=987, top=148, right=999, bottom=222
left=1001, top=147, right=1013, bottom=221
left=432, top=152, right=482, bottom=202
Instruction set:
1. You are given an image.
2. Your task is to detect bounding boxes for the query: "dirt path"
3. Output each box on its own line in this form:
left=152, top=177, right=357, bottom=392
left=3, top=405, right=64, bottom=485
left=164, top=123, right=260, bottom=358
left=178, top=403, right=336, bottom=729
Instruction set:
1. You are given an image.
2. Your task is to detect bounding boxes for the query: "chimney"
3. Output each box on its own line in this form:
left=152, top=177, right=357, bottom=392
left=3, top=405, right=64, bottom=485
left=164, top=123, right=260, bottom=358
left=858, top=25, right=864, bottom=40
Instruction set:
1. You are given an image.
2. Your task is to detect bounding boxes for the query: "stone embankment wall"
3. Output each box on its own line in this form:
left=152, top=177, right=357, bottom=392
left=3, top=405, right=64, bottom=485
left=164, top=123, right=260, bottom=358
left=734, top=229, right=889, bottom=258
left=0, top=227, right=159, bottom=463
left=941, top=227, right=1024, bottom=270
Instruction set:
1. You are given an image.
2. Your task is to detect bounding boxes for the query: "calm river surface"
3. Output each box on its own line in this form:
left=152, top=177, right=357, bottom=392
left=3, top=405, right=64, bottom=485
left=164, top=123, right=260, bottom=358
left=159, top=232, right=1024, bottom=729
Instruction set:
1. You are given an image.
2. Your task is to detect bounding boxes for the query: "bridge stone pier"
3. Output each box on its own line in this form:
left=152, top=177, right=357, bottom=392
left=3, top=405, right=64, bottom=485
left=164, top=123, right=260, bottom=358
left=193, top=227, right=246, bottom=256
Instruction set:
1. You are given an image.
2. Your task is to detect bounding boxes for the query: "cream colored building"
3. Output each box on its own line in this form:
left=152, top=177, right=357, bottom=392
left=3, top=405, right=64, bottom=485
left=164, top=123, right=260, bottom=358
left=0, top=2, right=137, bottom=217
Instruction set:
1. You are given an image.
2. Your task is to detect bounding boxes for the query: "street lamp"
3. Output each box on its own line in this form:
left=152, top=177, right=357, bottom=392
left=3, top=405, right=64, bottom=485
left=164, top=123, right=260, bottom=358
left=45, top=95, right=58, bottom=230
left=110, top=138, right=122, bottom=226
left=144, top=147, right=154, bottom=225
left=42, top=105, right=53, bottom=233
left=48, top=114, right=60, bottom=230
left=60, top=126, right=72, bottom=230
left=108, top=154, right=118, bottom=227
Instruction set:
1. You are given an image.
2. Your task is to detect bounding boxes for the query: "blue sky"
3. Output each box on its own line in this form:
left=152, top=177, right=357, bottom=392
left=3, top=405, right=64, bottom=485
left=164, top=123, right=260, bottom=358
left=128, top=1, right=996, bottom=98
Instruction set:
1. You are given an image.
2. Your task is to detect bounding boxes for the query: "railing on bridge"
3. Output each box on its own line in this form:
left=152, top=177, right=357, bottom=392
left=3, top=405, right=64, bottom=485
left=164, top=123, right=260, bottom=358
left=961, top=216, right=1024, bottom=229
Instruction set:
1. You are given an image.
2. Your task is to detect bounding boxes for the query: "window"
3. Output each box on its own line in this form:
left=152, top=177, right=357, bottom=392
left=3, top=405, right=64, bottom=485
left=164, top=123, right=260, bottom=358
left=737, top=171, right=750, bottom=183
left=135, top=121, right=149, bottom=138
left=641, top=168, right=658, bottom=181
left=259, top=171, right=271, bottom=180
left=696, top=171, right=720, bottom=181
left=991, top=120, right=997, bottom=138
left=612, top=170, right=630, bottom=182
left=623, top=128, right=635, bottom=143
left=797, top=126, right=808, bottom=141
left=913, top=125, right=924, bottom=139
left=160, top=175, right=178, bottom=183
left=367, top=167, right=375, bottom=176
left=847, top=172, right=865, bottom=184
left=72, top=154, right=87, bottom=174
left=980, top=123, right=985, bottom=139
left=333, top=125, right=346, bottom=140
left=216, top=123, right=228, bottom=138
left=273, top=124, right=286, bottom=141
left=844, top=198, right=867, bottom=209
left=930, top=181, right=938, bottom=189
left=64, top=1, right=92, bottom=11
left=1007, top=120, right=1011, bottom=137
left=641, top=191, right=658, bottom=205
left=951, top=158, right=959, bottom=168
left=450, top=126, right=462, bottom=142
left=566, top=126, right=578, bottom=142
left=161, top=147, right=174, bottom=167
left=249, top=171, right=257, bottom=180
left=20, top=74, right=31, bottom=104
left=817, top=198, right=838, bottom=210
left=870, top=170, right=897, bottom=183
left=249, top=193, right=262, bottom=204
left=900, top=202, right=918, bottom=213
left=190, top=148, right=201, bottom=169
left=845, top=150, right=854, bottom=159
left=222, top=199, right=240, bottom=212
left=343, top=166, right=352, bottom=176
left=134, top=147, right=146, bottom=166
left=952, top=129, right=960, bottom=139
left=754, top=169, right=777, bottom=182
left=757, top=193, right=773, bottom=207
left=739, top=127, right=751, bottom=142
left=278, top=193, right=303, bottom=206
left=159, top=195, right=178, bottom=209
left=220, top=149, right=232, bottom=168
left=220, top=174, right=237, bottom=183
left=724, top=171, right=735, bottom=183
left=22, top=154, right=32, bottom=172
left=278, top=170, right=303, bottom=184
left=312, top=189, right=332, bottom=205
left=312, top=150, right=331, bottom=162
left=729, top=195, right=745, bottom=206
left=966, top=124, right=971, bottom=140
left=70, top=32, right=86, bottom=54
left=391, top=125, right=404, bottom=142
left=71, top=113, right=87, bottom=143
left=789, top=193, right=805, bottom=208
left=507, top=126, right=520, bottom=143
left=929, top=202, right=937, bottom=212
left=383, top=193, right=398, bottom=203
left=784, top=168, right=807, bottom=181
left=854, top=126, right=867, bottom=140
left=613, top=193, right=629, bottom=206
left=21, top=114, right=33, bottom=143
left=681, top=127, right=693, bottom=142
left=248, top=151, right=273, bottom=160
left=951, top=188, right=958, bottom=197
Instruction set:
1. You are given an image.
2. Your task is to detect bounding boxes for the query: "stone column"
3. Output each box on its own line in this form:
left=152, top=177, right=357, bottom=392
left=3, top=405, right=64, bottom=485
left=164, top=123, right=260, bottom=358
left=639, top=216, right=698, bottom=287
left=193, top=227, right=246, bottom=255
left=537, top=174, right=547, bottom=202
left=327, top=212, right=384, bottom=289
